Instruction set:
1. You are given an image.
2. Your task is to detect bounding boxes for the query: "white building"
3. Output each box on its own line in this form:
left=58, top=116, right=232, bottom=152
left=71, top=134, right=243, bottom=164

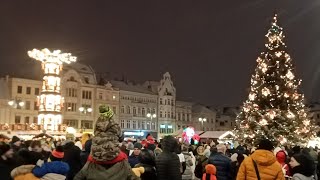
left=192, top=104, right=216, bottom=131
left=175, top=100, right=193, bottom=130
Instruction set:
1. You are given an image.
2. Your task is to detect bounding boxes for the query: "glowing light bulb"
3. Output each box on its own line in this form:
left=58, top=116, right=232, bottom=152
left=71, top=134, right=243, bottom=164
left=287, top=111, right=295, bottom=119
left=267, top=110, right=276, bottom=119
left=260, top=63, right=268, bottom=73
left=262, top=87, right=270, bottom=96
left=275, top=52, right=282, bottom=57
left=286, top=70, right=294, bottom=80
left=249, top=93, right=256, bottom=101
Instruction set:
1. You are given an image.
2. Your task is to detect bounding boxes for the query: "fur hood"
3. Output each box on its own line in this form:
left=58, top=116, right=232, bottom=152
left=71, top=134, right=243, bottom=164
left=41, top=173, right=66, bottom=180
left=11, top=165, right=35, bottom=178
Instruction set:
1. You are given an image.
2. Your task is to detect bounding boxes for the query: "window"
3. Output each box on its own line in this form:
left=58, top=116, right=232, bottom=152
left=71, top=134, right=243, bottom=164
left=183, top=114, right=186, bottom=121
left=33, top=117, right=37, bottom=123
left=147, top=121, right=151, bottom=130
left=178, top=113, right=181, bottom=121
left=34, top=101, right=38, bottom=110
left=168, top=99, right=170, bottom=105
left=165, top=99, right=167, bottom=105
left=142, top=121, right=146, bottom=130
left=152, top=108, right=156, bottom=114
left=65, top=119, right=78, bottom=128
left=66, top=103, right=77, bottom=112
left=17, top=86, right=22, bottom=94
left=82, top=90, right=92, bottom=99
left=138, top=107, right=141, bottom=115
left=211, top=118, right=214, bottom=123
left=126, top=106, right=131, bottom=114
left=164, top=111, right=166, bottom=118
left=132, top=120, right=136, bottom=129
left=220, top=122, right=225, bottom=126
left=138, top=121, right=141, bottom=129
left=99, top=93, right=103, bottom=99
left=25, top=116, right=30, bottom=124
left=15, top=116, right=21, bottom=124
left=160, top=98, right=163, bottom=105
left=133, top=107, right=137, bottom=115
left=81, top=120, right=93, bottom=129
left=142, top=108, right=146, bottom=116
left=151, top=122, right=155, bottom=130
left=147, top=108, right=151, bottom=114
left=171, top=99, right=174, bottom=106
left=25, top=101, right=31, bottom=110
left=121, top=106, right=125, bottom=113
left=317, top=114, right=320, bottom=119
left=35, top=88, right=40, bottom=95
left=171, top=112, right=174, bottom=119
left=167, top=125, right=173, bottom=133
left=112, top=106, right=117, bottom=114
left=160, top=111, right=163, bottom=118
left=26, top=87, right=31, bottom=94
left=178, top=125, right=181, bottom=129
left=120, top=120, right=125, bottom=128
left=160, top=124, right=166, bottom=133
left=127, top=120, right=131, bottom=129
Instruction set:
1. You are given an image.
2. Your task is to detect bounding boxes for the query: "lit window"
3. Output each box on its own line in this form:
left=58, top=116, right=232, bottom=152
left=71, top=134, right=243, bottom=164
left=120, top=120, right=125, bottom=128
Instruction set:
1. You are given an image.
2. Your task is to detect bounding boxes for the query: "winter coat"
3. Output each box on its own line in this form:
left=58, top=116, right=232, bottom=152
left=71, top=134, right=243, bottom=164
left=195, top=154, right=208, bottom=176
left=63, top=142, right=82, bottom=180
left=32, top=161, right=69, bottom=180
left=182, top=152, right=194, bottom=180
left=135, top=163, right=157, bottom=180
left=292, top=173, right=314, bottom=180
left=208, top=152, right=231, bottom=180
left=0, top=157, right=18, bottom=180
left=80, top=140, right=92, bottom=167
left=129, top=155, right=140, bottom=168
left=236, top=149, right=285, bottom=180
left=11, top=165, right=40, bottom=180
left=74, top=159, right=140, bottom=180
left=156, top=151, right=182, bottom=180
left=276, top=150, right=290, bottom=176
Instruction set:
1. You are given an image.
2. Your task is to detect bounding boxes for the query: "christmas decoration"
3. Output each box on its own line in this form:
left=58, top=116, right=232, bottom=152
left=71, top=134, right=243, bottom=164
left=181, top=127, right=200, bottom=144
left=235, top=14, right=317, bottom=145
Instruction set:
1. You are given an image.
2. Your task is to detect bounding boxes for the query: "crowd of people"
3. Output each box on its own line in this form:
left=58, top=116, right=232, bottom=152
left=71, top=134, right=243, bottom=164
left=0, top=130, right=319, bottom=180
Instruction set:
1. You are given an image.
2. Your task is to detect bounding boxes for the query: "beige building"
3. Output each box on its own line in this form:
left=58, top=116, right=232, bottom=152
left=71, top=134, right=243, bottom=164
left=175, top=100, right=193, bottom=130
left=214, top=107, right=239, bottom=131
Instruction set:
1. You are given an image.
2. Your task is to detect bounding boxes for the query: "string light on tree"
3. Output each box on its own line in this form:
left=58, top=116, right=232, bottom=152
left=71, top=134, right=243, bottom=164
left=234, top=14, right=316, bottom=145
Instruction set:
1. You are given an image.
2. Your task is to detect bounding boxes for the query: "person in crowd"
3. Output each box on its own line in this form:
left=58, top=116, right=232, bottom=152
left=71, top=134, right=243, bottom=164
left=0, top=134, right=10, bottom=143
left=10, top=150, right=43, bottom=180
left=63, top=140, right=82, bottom=180
left=236, top=138, right=285, bottom=180
left=230, top=153, right=245, bottom=180
left=202, top=164, right=217, bottom=180
left=80, top=139, right=92, bottom=167
left=81, top=133, right=91, bottom=148
left=289, top=152, right=315, bottom=180
left=127, top=142, right=134, bottom=156
left=154, top=142, right=163, bottom=157
left=155, top=135, right=182, bottom=180
left=74, top=105, right=141, bottom=180
left=129, top=142, right=142, bottom=168
left=32, top=146, right=70, bottom=180
left=30, top=140, right=50, bottom=161
left=208, top=144, right=231, bottom=180
left=146, top=135, right=156, bottom=152
left=181, top=144, right=194, bottom=180
left=0, top=142, right=16, bottom=180
left=274, top=147, right=291, bottom=177
left=11, top=136, right=22, bottom=153
left=195, top=145, right=208, bottom=179
left=134, top=149, right=157, bottom=180
left=176, top=144, right=186, bottom=175
left=189, top=147, right=196, bottom=180
left=75, top=137, right=83, bottom=151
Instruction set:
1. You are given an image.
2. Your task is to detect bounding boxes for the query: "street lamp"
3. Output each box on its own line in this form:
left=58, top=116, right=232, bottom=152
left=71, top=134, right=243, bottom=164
left=8, top=99, right=24, bottom=108
left=79, top=106, right=93, bottom=132
left=147, top=113, right=157, bottom=131
left=199, top=117, right=207, bottom=131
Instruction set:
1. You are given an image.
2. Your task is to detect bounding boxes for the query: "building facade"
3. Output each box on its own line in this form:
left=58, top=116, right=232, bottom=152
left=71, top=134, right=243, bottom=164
left=192, top=104, right=216, bottom=131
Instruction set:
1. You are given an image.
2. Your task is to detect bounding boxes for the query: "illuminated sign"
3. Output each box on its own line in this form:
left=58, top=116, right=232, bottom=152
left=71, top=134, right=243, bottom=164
left=124, top=131, right=144, bottom=136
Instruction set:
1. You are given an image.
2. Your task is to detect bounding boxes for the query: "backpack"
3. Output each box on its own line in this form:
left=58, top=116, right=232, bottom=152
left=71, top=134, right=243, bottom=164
left=195, top=157, right=207, bottom=178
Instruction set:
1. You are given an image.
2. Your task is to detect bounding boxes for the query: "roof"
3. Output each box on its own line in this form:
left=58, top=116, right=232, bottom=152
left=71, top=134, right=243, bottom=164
left=192, top=104, right=215, bottom=114
left=200, top=131, right=234, bottom=139
left=0, top=78, right=9, bottom=99
left=110, top=80, right=156, bottom=95
left=64, top=62, right=97, bottom=85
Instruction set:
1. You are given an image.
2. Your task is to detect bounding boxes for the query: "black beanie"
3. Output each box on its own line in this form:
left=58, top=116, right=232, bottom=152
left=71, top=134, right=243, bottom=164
left=134, top=143, right=142, bottom=150
left=0, top=142, right=11, bottom=156
left=11, top=136, right=20, bottom=144
left=257, top=139, right=274, bottom=151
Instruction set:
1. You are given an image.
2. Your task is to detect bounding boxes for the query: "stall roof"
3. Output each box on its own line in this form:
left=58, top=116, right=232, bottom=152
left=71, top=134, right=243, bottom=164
left=200, top=131, right=234, bottom=139
left=172, top=129, right=204, bottom=138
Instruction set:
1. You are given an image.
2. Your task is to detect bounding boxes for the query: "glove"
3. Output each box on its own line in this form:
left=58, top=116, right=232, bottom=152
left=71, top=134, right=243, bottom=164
left=132, top=167, right=145, bottom=177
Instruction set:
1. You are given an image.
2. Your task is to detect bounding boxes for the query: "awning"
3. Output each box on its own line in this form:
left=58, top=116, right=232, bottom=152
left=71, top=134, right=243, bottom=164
left=200, top=131, right=234, bottom=139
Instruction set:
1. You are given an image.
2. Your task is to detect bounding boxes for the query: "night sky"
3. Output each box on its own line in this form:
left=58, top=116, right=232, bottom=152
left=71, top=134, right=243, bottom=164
left=0, top=1, right=320, bottom=106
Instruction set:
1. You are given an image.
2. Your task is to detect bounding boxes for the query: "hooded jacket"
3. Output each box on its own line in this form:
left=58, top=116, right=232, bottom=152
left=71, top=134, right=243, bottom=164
left=202, top=164, right=217, bottom=180
left=276, top=150, right=290, bottom=176
left=155, top=136, right=182, bottom=180
left=32, top=161, right=70, bottom=180
left=236, top=149, right=285, bottom=180
left=11, top=165, right=39, bottom=180
left=208, top=152, right=231, bottom=180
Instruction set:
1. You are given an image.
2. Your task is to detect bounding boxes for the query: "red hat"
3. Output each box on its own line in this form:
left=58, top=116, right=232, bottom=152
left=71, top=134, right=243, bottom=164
left=52, top=150, right=64, bottom=159
left=147, top=135, right=155, bottom=144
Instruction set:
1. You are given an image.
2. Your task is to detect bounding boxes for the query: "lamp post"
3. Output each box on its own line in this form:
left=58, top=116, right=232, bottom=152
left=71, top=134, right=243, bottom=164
left=79, top=106, right=93, bottom=132
left=198, top=117, right=207, bottom=131
left=8, top=99, right=24, bottom=109
left=146, top=113, right=157, bottom=134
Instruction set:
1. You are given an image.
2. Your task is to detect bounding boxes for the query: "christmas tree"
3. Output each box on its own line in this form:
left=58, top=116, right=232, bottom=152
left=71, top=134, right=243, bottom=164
left=235, top=14, right=316, bottom=145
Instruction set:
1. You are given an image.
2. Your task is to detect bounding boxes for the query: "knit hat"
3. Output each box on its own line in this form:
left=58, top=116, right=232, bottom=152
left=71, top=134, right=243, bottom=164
left=0, top=142, right=11, bottom=156
left=91, top=105, right=123, bottom=161
left=134, top=143, right=142, bottom=150
left=50, top=145, right=64, bottom=161
left=205, top=164, right=216, bottom=175
left=257, top=139, right=274, bottom=151
left=11, top=136, right=20, bottom=144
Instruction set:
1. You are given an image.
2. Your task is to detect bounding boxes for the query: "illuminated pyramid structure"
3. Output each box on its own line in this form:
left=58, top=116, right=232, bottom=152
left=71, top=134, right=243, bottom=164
left=28, top=48, right=76, bottom=131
